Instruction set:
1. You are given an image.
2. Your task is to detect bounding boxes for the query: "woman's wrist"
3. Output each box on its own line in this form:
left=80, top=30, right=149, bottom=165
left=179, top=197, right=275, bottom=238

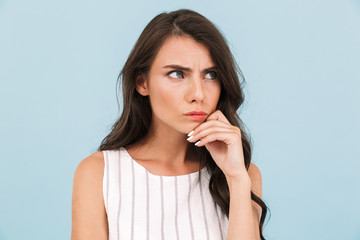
left=225, top=173, right=252, bottom=191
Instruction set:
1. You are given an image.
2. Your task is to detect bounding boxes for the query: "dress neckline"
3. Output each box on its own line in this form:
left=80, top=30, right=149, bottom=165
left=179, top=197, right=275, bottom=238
left=120, top=146, right=207, bottom=179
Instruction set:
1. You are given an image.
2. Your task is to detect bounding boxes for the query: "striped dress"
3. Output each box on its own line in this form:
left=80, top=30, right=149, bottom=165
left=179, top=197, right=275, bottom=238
left=103, top=147, right=229, bottom=240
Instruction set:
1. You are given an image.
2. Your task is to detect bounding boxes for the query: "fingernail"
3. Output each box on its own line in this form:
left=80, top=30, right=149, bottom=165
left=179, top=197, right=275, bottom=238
left=187, top=130, right=194, bottom=137
left=194, top=140, right=201, bottom=146
left=187, top=135, right=194, bottom=141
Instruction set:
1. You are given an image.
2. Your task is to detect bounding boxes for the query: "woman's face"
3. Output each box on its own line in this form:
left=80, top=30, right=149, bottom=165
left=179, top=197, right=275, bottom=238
left=136, top=35, right=221, bottom=135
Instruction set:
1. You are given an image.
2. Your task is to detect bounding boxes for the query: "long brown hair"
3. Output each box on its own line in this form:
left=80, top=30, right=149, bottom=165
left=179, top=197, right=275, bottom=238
left=99, top=9, right=269, bottom=239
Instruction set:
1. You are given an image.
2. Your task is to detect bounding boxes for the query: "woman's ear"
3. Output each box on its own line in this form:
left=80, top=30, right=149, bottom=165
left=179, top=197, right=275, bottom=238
left=135, top=74, right=149, bottom=96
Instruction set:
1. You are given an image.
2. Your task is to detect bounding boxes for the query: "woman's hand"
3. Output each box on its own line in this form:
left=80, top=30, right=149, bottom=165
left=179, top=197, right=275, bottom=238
left=187, top=110, right=250, bottom=182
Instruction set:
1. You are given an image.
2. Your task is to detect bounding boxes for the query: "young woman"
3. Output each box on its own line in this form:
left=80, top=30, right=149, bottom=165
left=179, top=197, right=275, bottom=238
left=72, top=9, right=268, bottom=240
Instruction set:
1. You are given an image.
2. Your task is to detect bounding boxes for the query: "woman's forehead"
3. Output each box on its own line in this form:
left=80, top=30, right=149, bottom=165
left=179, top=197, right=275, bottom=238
left=152, top=36, right=215, bottom=69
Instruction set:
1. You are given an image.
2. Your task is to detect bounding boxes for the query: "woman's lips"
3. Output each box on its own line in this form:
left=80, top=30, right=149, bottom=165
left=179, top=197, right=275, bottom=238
left=185, top=114, right=206, bottom=120
left=184, top=111, right=207, bottom=121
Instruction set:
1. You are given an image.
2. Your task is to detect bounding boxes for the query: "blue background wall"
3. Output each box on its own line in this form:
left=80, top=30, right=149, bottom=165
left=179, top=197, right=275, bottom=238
left=1, top=0, right=359, bottom=239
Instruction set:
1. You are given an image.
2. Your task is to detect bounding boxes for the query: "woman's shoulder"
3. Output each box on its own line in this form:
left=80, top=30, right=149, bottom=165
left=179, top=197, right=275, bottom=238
left=71, top=151, right=108, bottom=238
left=75, top=151, right=105, bottom=176
left=248, top=162, right=262, bottom=198
left=73, top=151, right=106, bottom=193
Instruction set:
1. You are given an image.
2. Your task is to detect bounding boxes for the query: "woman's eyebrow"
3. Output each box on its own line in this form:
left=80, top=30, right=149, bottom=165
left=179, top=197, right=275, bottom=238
left=163, top=64, right=218, bottom=73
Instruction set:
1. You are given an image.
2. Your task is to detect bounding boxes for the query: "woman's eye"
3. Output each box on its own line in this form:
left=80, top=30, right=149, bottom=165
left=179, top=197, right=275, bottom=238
left=167, top=70, right=217, bottom=80
left=168, top=71, right=184, bottom=79
left=205, top=71, right=217, bottom=80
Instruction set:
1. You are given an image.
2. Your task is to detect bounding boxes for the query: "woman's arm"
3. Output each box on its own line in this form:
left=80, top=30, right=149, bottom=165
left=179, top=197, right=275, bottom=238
left=186, top=110, right=263, bottom=239
left=71, top=152, right=108, bottom=240
left=226, top=162, right=262, bottom=240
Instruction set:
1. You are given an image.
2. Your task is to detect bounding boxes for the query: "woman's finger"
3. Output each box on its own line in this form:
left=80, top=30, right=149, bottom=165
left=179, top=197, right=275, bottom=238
left=205, top=110, right=231, bottom=124
left=191, top=119, right=238, bottom=136
left=187, top=126, right=238, bottom=143
left=193, top=131, right=240, bottom=147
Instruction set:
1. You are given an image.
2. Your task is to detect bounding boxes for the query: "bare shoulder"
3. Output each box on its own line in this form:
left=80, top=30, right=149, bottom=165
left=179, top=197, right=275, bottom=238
left=248, top=162, right=262, bottom=198
left=74, top=151, right=105, bottom=177
left=72, top=151, right=105, bottom=196
left=71, top=151, right=108, bottom=240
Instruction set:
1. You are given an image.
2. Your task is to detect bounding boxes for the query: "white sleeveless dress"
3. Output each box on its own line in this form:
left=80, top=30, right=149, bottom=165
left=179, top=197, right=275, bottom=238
left=102, top=147, right=228, bottom=240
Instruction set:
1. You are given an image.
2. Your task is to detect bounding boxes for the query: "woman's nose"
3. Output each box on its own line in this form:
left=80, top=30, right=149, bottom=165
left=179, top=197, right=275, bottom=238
left=188, top=77, right=205, bottom=102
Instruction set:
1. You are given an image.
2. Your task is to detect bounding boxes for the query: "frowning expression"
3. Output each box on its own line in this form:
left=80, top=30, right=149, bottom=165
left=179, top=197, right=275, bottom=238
left=136, top=35, right=221, bottom=134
